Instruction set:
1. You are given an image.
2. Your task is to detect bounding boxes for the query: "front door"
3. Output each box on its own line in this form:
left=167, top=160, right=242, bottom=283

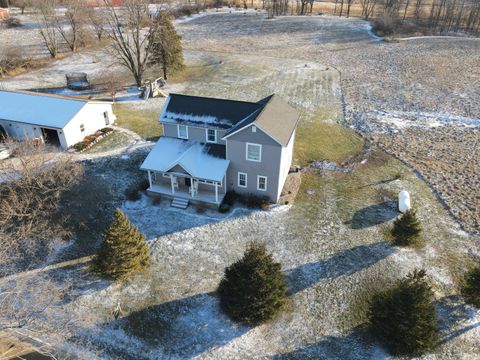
left=184, top=177, right=191, bottom=187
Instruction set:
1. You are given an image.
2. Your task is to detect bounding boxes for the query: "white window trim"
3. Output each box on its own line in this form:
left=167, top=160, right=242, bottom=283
left=206, top=128, right=217, bottom=143
left=238, top=172, right=247, bottom=188
left=257, top=175, right=267, bottom=191
left=246, top=142, right=262, bottom=162
left=177, top=124, right=188, bottom=139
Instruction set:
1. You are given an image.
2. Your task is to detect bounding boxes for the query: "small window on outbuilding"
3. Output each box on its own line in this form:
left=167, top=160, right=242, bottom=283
left=80, top=124, right=85, bottom=132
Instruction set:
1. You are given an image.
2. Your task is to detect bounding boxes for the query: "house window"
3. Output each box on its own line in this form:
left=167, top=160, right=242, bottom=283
left=238, top=172, right=247, bottom=188
left=252, top=126, right=256, bottom=133
left=206, top=128, right=216, bottom=143
left=246, top=143, right=262, bottom=162
left=80, top=124, right=85, bottom=132
left=103, top=111, right=109, bottom=125
left=257, top=176, right=267, bottom=191
left=178, top=124, right=188, bottom=139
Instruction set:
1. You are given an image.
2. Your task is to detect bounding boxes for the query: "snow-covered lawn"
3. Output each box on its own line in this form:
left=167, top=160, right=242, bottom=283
left=2, top=148, right=477, bottom=359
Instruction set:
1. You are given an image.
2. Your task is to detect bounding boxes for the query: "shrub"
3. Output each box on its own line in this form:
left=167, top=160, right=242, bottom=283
left=125, top=187, right=141, bottom=201
left=218, top=242, right=288, bottom=325
left=219, top=203, right=230, bottom=213
left=6, top=17, right=22, bottom=28
left=100, top=127, right=113, bottom=133
left=0, top=47, right=31, bottom=76
left=462, top=265, right=480, bottom=308
left=222, top=190, right=238, bottom=206
left=238, top=194, right=271, bottom=210
left=93, top=209, right=150, bottom=280
left=124, top=179, right=149, bottom=201
left=83, top=135, right=96, bottom=143
left=391, top=209, right=422, bottom=246
left=73, top=141, right=88, bottom=151
left=372, top=10, right=401, bottom=36
left=368, top=269, right=439, bottom=356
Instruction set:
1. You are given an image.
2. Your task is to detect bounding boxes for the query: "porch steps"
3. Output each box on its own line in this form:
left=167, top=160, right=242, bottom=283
left=171, top=197, right=189, bottom=209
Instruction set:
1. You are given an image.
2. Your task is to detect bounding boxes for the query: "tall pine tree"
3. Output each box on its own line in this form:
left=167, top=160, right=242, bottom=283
left=94, top=209, right=150, bottom=280
left=391, top=209, right=422, bottom=246
left=150, top=12, right=185, bottom=81
left=369, top=269, right=439, bottom=356
left=218, top=242, right=287, bottom=325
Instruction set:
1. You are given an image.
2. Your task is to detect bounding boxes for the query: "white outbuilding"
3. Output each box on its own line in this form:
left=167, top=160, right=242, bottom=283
left=398, top=190, right=411, bottom=213
left=0, top=90, right=116, bottom=149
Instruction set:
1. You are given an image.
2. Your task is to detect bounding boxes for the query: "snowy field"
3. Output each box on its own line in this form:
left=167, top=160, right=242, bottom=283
left=3, top=148, right=479, bottom=359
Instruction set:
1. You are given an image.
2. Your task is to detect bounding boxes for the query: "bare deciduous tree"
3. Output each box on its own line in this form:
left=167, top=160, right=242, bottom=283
left=35, top=0, right=59, bottom=58
left=0, top=139, right=84, bottom=274
left=55, top=0, right=88, bottom=52
left=101, top=0, right=160, bottom=86
left=103, top=72, right=124, bottom=102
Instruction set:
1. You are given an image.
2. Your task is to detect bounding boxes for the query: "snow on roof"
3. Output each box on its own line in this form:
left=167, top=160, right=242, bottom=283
left=159, top=93, right=262, bottom=129
left=0, top=90, right=88, bottom=129
left=141, top=137, right=229, bottom=182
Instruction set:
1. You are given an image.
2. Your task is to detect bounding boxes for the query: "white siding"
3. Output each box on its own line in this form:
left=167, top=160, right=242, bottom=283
left=62, top=102, right=116, bottom=148
left=276, top=129, right=295, bottom=198
left=0, top=102, right=115, bottom=149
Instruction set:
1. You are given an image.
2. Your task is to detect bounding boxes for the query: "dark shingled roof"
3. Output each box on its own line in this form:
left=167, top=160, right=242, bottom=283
left=205, top=143, right=226, bottom=159
left=161, top=93, right=263, bottom=129
left=160, top=93, right=299, bottom=146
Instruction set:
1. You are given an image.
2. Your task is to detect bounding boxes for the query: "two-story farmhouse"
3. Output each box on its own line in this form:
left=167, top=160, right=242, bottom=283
left=141, top=93, right=299, bottom=208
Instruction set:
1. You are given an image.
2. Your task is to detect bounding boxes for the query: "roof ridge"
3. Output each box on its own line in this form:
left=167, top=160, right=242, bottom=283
left=169, top=92, right=261, bottom=106
left=0, top=89, right=89, bottom=103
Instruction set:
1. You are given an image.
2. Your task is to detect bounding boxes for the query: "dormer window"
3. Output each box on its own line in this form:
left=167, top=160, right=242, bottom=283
left=177, top=124, right=188, bottom=139
left=206, top=129, right=217, bottom=143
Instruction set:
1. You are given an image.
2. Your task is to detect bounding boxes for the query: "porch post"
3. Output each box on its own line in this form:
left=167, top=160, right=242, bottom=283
left=215, top=183, right=219, bottom=203
left=147, top=170, right=152, bottom=189
left=170, top=175, right=175, bottom=195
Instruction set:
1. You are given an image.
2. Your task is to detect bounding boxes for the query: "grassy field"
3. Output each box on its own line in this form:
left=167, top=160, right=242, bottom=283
left=84, top=131, right=134, bottom=154
left=112, top=104, right=163, bottom=141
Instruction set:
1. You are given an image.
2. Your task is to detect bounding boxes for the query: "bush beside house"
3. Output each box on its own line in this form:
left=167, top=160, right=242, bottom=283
left=72, top=127, right=114, bottom=152
left=218, top=242, right=287, bottom=325
left=368, top=269, right=439, bottom=356
left=93, top=209, right=150, bottom=280
left=462, top=265, right=480, bottom=308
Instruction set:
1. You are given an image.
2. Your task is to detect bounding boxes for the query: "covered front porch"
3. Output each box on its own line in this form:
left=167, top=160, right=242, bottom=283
left=141, top=137, right=230, bottom=207
left=147, top=170, right=226, bottom=205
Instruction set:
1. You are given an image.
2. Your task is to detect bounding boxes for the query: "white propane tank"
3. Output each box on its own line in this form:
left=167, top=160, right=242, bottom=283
left=398, top=190, right=411, bottom=213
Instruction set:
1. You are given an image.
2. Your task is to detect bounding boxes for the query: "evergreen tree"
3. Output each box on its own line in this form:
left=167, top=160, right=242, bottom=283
left=218, top=242, right=287, bottom=325
left=462, top=265, right=480, bottom=308
left=150, top=12, right=185, bottom=80
left=391, top=209, right=422, bottom=246
left=369, top=269, right=440, bottom=356
left=94, top=209, right=150, bottom=280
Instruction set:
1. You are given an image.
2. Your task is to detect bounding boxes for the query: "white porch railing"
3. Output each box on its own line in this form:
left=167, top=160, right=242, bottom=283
left=147, top=170, right=225, bottom=204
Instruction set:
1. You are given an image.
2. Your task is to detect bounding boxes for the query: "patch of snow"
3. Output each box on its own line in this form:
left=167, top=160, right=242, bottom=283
left=162, top=111, right=232, bottom=127
left=123, top=193, right=149, bottom=211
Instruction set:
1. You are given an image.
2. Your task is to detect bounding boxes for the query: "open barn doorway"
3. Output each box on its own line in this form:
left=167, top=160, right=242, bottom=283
left=41, top=128, right=61, bottom=147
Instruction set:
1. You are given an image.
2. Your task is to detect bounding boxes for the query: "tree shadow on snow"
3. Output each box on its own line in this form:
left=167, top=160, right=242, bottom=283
left=101, top=292, right=249, bottom=359
left=270, top=326, right=382, bottom=360
left=436, top=295, right=480, bottom=345
left=345, top=201, right=399, bottom=229
left=285, top=242, right=396, bottom=295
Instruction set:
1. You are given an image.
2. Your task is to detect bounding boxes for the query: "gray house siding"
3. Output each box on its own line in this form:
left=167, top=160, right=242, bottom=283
left=226, top=125, right=282, bottom=201
left=162, top=123, right=226, bottom=145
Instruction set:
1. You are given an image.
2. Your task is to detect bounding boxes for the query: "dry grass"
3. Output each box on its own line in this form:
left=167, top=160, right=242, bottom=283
left=113, top=104, right=163, bottom=141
